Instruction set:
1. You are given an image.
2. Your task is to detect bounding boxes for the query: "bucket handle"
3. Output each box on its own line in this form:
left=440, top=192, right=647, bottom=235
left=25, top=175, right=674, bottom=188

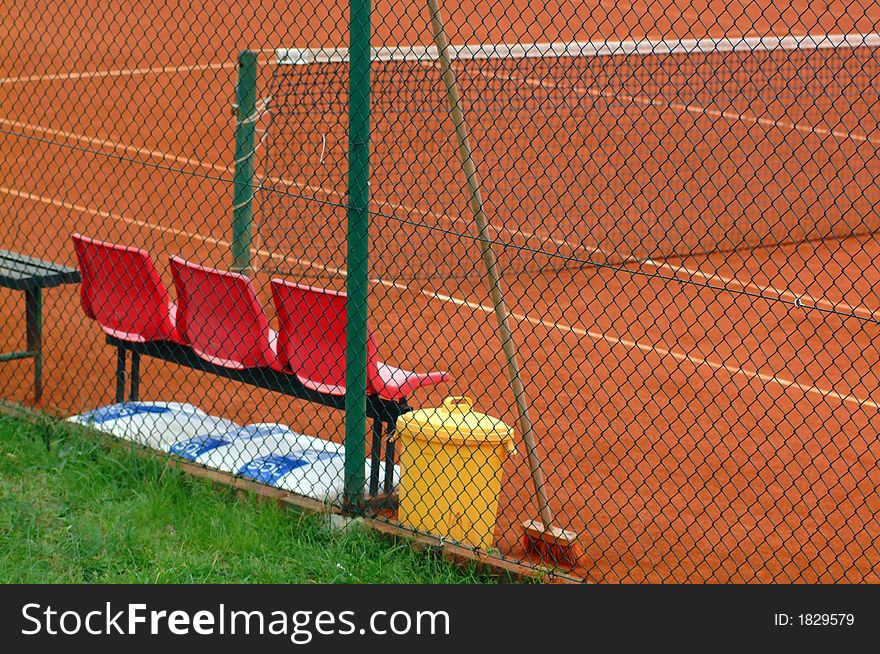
left=443, top=396, right=473, bottom=412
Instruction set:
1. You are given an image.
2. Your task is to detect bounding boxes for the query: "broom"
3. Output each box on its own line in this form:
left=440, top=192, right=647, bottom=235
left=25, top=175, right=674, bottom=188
left=426, top=0, right=581, bottom=566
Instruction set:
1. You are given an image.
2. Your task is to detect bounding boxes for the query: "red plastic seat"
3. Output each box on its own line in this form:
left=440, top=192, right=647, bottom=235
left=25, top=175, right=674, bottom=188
left=169, top=256, right=276, bottom=369
left=270, top=279, right=450, bottom=400
left=72, top=233, right=179, bottom=342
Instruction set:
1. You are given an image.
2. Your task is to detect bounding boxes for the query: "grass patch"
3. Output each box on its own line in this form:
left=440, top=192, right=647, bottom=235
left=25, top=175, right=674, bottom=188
left=0, top=414, right=497, bottom=583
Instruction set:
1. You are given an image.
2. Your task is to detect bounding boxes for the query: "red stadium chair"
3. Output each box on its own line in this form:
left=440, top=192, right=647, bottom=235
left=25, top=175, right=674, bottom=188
left=270, top=279, right=450, bottom=399
left=169, top=256, right=276, bottom=369
left=72, top=233, right=179, bottom=343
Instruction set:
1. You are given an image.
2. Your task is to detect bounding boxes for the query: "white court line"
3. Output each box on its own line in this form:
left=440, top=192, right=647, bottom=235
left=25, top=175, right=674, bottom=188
left=0, top=185, right=346, bottom=279
left=477, top=72, right=880, bottom=319
left=592, top=80, right=880, bottom=147
left=0, top=117, right=230, bottom=172
left=0, top=117, right=337, bottom=199
left=2, top=115, right=585, bottom=262
left=1, top=184, right=875, bottom=413
left=639, top=256, right=880, bottom=321
left=0, top=61, right=237, bottom=85
left=492, top=62, right=879, bottom=148
left=3, top=116, right=877, bottom=321
left=405, top=287, right=880, bottom=412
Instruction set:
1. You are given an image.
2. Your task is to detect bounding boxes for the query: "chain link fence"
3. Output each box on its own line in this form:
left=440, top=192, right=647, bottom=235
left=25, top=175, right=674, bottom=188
left=1, top=1, right=878, bottom=582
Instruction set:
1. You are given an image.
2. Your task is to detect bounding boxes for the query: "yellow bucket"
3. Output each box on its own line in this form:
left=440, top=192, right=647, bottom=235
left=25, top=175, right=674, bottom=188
left=395, top=396, right=516, bottom=549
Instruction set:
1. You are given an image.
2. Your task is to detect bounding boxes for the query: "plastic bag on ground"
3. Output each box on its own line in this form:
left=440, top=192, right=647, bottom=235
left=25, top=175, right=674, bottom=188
left=68, top=402, right=240, bottom=449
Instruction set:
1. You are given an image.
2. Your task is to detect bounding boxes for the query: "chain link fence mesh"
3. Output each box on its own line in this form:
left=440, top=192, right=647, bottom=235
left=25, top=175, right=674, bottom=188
left=1, top=1, right=878, bottom=582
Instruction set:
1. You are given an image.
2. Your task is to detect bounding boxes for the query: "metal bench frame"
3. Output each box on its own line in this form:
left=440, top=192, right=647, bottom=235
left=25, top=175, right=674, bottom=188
left=108, top=336, right=408, bottom=499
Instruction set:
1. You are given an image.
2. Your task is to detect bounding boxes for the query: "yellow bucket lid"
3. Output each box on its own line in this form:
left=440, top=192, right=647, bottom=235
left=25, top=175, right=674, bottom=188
left=396, top=397, right=516, bottom=453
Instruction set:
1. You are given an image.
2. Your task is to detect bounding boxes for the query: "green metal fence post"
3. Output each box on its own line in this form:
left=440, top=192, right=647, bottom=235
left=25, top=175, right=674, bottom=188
left=231, top=50, right=259, bottom=274
left=343, top=0, right=372, bottom=510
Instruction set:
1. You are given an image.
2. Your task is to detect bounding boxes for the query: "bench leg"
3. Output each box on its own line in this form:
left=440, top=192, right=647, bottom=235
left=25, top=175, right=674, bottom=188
left=25, top=288, right=43, bottom=401
left=115, top=348, right=127, bottom=403
left=369, top=417, right=383, bottom=497
left=130, top=351, right=140, bottom=402
left=383, top=420, right=396, bottom=496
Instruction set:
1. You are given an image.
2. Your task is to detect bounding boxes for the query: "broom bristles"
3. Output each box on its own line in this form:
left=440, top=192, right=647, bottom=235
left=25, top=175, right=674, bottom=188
left=523, top=520, right=582, bottom=567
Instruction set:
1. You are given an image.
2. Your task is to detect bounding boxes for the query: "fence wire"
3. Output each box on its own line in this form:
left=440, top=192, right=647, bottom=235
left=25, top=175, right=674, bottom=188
left=1, top=0, right=878, bottom=582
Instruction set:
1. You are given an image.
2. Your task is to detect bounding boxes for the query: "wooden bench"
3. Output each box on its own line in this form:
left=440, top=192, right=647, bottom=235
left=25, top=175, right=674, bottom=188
left=0, top=250, right=80, bottom=400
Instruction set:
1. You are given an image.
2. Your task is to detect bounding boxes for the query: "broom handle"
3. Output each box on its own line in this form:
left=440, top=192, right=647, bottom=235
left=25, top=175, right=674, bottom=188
left=427, top=0, right=555, bottom=531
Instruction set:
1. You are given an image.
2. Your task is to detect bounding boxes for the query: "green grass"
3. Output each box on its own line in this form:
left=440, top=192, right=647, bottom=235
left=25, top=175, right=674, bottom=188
left=0, top=413, right=497, bottom=583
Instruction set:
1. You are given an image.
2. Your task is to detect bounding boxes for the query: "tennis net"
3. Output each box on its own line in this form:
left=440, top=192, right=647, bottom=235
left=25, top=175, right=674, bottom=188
left=256, top=32, right=880, bottom=281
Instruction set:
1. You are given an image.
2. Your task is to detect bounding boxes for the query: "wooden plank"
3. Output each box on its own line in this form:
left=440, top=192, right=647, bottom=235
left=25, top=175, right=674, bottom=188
left=81, top=431, right=345, bottom=515
left=0, top=250, right=80, bottom=290
left=70, top=424, right=550, bottom=583
left=178, top=460, right=553, bottom=582
left=0, top=264, right=35, bottom=289
left=0, top=249, right=78, bottom=274
left=362, top=518, right=554, bottom=583
left=173, top=459, right=344, bottom=516
left=0, top=254, right=66, bottom=279
left=0, top=267, right=75, bottom=290
left=0, top=408, right=560, bottom=583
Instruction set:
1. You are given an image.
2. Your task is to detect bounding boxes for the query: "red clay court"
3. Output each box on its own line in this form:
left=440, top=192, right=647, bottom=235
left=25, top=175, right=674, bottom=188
left=1, top=1, right=879, bottom=582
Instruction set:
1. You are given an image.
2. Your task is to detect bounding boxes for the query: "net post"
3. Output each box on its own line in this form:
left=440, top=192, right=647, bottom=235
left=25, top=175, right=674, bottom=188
left=231, top=49, right=259, bottom=274
left=343, top=0, right=371, bottom=510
